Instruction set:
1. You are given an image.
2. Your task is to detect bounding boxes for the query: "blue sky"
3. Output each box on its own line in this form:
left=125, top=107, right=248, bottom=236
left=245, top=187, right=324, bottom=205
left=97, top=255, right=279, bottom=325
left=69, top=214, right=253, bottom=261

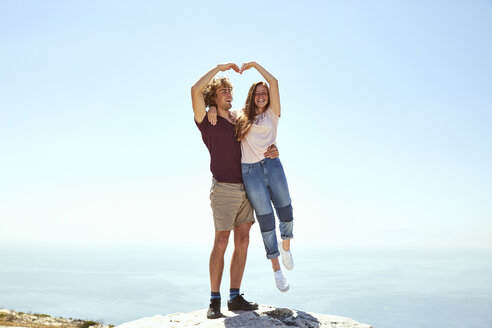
left=1, top=0, right=491, bottom=250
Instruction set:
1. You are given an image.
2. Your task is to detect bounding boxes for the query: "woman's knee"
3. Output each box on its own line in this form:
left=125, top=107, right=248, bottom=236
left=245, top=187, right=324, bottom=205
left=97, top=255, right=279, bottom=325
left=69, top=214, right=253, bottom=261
left=256, top=212, right=276, bottom=232
left=276, top=203, right=293, bottom=222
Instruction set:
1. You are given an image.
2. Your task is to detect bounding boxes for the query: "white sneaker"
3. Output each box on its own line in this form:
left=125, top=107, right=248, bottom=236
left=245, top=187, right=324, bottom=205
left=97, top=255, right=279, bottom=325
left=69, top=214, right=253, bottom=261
left=274, top=270, right=290, bottom=293
left=279, top=241, right=294, bottom=270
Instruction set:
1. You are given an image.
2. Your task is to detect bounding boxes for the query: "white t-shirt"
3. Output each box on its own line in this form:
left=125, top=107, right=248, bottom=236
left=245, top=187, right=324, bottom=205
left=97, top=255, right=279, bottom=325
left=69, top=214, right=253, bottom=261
left=232, top=108, right=279, bottom=164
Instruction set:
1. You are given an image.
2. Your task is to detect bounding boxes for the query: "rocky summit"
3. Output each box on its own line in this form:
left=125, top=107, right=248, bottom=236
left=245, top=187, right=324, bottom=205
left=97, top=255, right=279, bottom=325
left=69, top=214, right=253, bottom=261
left=0, top=309, right=112, bottom=328
left=115, top=305, right=372, bottom=328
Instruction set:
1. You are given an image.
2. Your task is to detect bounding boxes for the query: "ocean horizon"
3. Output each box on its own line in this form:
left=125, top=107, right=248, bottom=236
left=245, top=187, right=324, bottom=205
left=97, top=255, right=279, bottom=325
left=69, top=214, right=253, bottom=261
left=1, top=242, right=491, bottom=327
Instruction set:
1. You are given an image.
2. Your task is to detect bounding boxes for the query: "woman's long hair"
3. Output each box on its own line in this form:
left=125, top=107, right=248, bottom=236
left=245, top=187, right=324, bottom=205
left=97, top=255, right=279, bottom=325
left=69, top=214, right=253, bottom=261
left=235, top=81, right=270, bottom=141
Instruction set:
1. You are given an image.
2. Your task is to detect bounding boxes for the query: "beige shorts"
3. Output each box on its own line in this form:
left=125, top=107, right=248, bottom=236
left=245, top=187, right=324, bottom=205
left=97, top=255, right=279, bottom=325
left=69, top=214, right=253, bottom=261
left=209, top=178, right=255, bottom=231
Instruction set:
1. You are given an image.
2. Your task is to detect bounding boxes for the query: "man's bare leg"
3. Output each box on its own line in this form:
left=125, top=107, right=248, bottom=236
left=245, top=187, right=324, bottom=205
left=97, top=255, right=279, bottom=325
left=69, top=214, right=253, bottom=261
left=230, top=221, right=253, bottom=288
left=210, top=230, right=231, bottom=293
left=227, top=221, right=258, bottom=311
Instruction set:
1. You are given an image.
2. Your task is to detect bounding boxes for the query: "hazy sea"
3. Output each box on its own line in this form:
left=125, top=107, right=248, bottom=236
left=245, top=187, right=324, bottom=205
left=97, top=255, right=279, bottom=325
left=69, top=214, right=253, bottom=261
left=1, top=242, right=491, bottom=327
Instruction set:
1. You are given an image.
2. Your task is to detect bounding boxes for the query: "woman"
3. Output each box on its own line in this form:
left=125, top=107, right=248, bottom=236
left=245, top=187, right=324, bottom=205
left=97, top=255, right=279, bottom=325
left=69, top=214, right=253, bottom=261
left=209, top=62, right=294, bottom=292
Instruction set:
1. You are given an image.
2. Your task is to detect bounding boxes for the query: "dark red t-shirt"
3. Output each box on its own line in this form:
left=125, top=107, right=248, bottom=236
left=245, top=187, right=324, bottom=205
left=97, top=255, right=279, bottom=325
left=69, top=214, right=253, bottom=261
left=195, top=115, right=242, bottom=183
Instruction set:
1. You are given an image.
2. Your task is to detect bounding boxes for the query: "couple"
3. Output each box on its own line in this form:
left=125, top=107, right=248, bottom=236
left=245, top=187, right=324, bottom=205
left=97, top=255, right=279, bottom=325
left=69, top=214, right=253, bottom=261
left=191, top=62, right=295, bottom=319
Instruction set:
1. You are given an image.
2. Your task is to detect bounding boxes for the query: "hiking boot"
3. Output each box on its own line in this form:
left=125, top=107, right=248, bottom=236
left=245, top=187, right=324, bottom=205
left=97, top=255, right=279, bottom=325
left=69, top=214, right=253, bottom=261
left=207, top=298, right=224, bottom=319
left=279, top=241, right=294, bottom=270
left=227, top=294, right=259, bottom=311
left=274, top=270, right=290, bottom=293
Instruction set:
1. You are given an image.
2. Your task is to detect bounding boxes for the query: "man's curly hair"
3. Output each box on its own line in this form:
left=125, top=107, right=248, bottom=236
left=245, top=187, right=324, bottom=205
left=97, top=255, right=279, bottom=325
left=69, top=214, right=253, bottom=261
left=202, top=76, right=233, bottom=107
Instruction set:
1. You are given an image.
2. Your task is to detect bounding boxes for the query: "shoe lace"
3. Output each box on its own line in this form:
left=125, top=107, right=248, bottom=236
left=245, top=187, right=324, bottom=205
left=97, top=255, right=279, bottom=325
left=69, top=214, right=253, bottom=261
left=275, top=272, right=288, bottom=285
left=235, top=294, right=247, bottom=303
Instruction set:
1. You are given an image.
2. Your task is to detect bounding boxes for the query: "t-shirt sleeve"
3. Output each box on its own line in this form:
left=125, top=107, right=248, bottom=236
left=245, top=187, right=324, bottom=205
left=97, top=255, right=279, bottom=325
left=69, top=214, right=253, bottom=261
left=195, top=116, right=209, bottom=135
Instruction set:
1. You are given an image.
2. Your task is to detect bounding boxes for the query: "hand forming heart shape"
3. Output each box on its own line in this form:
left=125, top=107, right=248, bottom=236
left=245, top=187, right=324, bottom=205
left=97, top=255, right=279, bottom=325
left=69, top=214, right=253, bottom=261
left=218, top=62, right=256, bottom=75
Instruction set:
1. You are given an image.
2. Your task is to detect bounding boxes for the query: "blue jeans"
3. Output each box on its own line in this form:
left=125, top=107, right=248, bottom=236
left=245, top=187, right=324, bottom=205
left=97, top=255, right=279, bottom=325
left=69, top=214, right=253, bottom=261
left=241, top=157, right=293, bottom=259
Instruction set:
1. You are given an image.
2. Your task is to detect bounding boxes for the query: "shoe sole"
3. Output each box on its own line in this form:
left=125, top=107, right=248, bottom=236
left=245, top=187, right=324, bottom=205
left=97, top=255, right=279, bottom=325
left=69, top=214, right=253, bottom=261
left=227, top=306, right=259, bottom=311
left=207, top=313, right=225, bottom=319
left=278, top=285, right=290, bottom=293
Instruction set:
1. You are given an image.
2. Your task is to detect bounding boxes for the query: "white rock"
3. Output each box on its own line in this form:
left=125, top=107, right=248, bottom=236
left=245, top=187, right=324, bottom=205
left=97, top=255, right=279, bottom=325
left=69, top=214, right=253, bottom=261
left=115, top=305, right=372, bottom=328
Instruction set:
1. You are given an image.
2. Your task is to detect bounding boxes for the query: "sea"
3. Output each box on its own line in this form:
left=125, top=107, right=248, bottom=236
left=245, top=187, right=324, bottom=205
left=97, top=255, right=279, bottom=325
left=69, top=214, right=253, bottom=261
left=1, top=242, right=491, bottom=328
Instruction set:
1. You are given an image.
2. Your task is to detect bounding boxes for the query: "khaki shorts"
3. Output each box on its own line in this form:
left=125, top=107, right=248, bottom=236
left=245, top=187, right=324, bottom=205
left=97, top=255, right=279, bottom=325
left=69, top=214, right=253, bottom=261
left=209, top=178, right=255, bottom=231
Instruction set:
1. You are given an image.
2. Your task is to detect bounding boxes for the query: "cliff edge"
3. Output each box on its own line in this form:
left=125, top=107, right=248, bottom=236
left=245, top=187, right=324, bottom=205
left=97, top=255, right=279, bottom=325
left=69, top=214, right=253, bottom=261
left=115, top=305, right=372, bottom=328
left=0, top=309, right=111, bottom=328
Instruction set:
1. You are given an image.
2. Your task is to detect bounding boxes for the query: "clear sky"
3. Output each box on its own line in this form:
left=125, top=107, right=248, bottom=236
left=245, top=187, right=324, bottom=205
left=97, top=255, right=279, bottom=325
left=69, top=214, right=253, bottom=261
left=1, top=0, right=491, bottom=251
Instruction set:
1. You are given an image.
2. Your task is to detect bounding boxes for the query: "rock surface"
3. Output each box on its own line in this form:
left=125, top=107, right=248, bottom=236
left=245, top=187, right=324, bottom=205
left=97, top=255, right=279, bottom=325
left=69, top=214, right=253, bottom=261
left=115, top=305, right=372, bottom=328
left=0, top=309, right=112, bottom=328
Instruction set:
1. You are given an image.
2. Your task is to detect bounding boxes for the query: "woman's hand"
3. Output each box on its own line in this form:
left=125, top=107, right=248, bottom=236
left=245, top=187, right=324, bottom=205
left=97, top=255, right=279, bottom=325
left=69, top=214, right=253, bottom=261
left=240, top=61, right=257, bottom=74
left=208, top=105, right=218, bottom=126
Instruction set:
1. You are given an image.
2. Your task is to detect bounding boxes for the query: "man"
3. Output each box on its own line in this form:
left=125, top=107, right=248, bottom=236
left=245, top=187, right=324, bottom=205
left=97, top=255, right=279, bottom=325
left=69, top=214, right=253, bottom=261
left=191, top=63, right=278, bottom=319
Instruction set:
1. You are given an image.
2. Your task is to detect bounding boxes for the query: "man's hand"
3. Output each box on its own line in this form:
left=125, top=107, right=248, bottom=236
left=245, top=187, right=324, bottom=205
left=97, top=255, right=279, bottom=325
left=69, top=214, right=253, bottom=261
left=208, top=105, right=218, bottom=126
left=192, top=63, right=240, bottom=124
left=218, top=63, right=240, bottom=73
left=264, top=144, right=279, bottom=159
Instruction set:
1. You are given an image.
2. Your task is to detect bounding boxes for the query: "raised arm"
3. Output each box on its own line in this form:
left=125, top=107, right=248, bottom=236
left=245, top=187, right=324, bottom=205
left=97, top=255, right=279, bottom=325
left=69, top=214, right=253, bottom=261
left=240, top=62, right=281, bottom=117
left=191, top=63, right=239, bottom=123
